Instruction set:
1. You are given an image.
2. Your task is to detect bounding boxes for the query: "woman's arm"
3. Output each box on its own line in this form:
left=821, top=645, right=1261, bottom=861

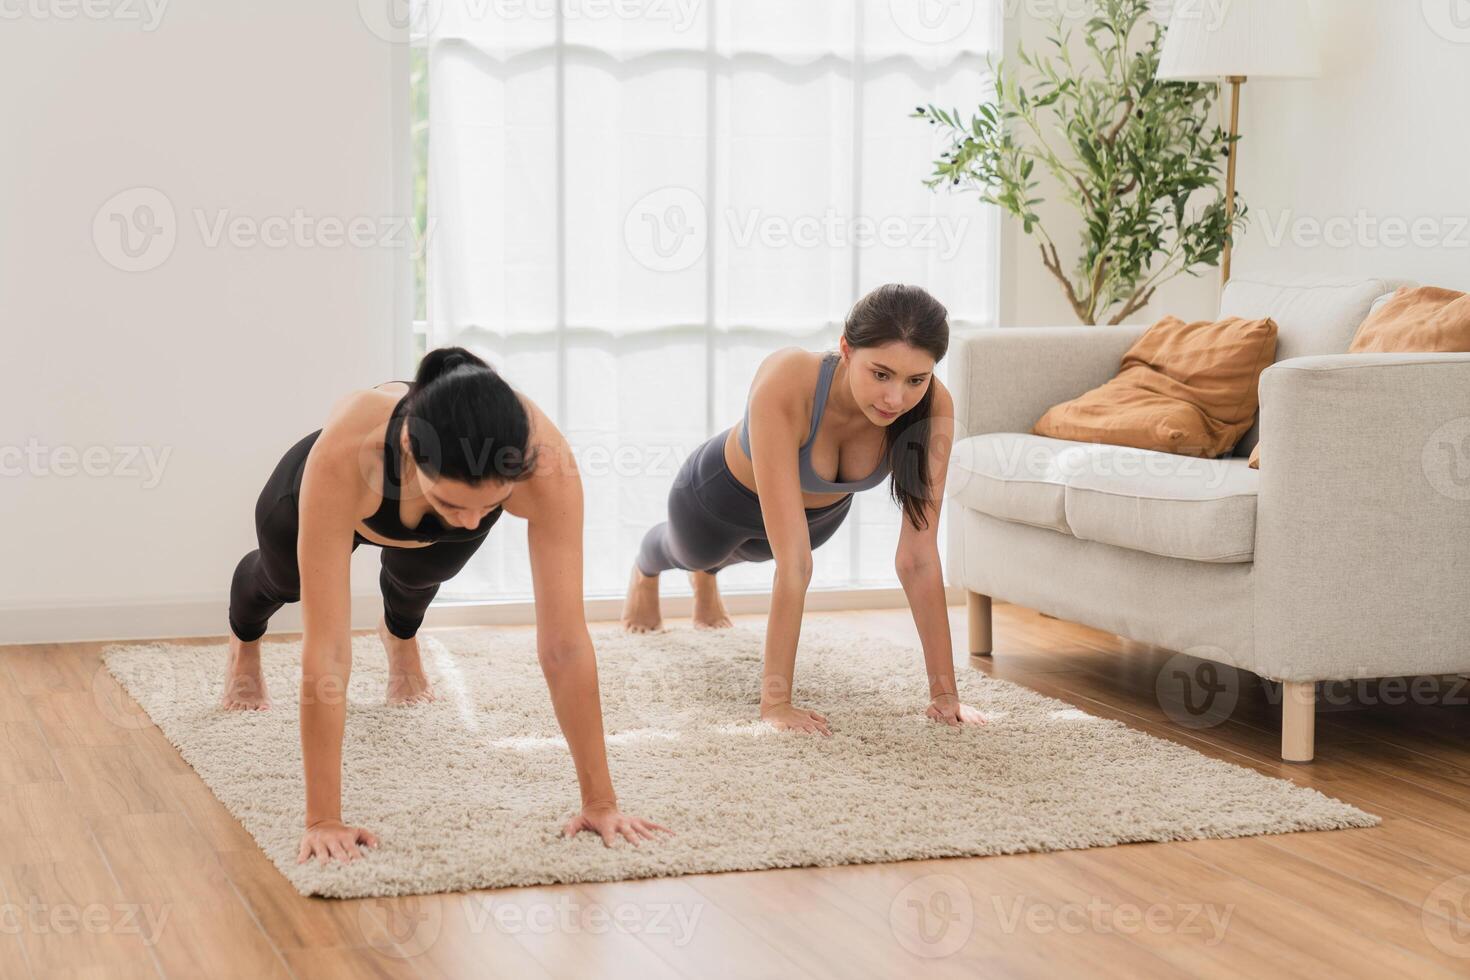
left=894, top=382, right=984, bottom=726
left=294, top=429, right=382, bottom=863
left=522, top=433, right=670, bottom=845
left=747, top=353, right=831, bottom=735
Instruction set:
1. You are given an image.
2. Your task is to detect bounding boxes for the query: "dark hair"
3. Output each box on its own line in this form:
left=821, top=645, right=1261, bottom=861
left=403, top=346, right=536, bottom=485
left=842, top=283, right=949, bottom=531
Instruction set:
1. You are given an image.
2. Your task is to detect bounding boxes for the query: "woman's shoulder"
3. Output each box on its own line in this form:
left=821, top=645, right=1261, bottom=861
left=751, top=347, right=824, bottom=396
left=306, top=385, right=404, bottom=489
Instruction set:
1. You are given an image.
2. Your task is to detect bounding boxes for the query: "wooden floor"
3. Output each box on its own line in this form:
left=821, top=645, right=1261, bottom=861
left=3, top=603, right=1470, bottom=979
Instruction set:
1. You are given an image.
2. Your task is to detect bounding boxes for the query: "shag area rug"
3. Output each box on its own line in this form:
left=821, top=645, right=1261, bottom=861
left=102, top=619, right=1376, bottom=898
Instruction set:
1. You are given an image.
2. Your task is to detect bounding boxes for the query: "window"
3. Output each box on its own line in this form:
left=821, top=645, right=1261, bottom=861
left=412, top=0, right=1000, bottom=601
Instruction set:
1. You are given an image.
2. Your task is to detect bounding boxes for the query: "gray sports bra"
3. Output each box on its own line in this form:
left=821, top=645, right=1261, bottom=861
left=738, top=351, right=891, bottom=494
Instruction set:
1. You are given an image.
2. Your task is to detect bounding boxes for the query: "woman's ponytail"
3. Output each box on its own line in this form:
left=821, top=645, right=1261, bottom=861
left=412, top=345, right=489, bottom=391
left=403, top=346, right=536, bottom=485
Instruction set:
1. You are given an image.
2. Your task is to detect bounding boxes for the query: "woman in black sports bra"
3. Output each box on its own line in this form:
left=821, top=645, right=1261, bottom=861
left=225, top=347, right=669, bottom=865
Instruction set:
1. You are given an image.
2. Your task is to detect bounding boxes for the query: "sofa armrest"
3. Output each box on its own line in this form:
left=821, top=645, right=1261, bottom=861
left=949, top=325, right=1148, bottom=438
left=1254, top=352, right=1470, bottom=681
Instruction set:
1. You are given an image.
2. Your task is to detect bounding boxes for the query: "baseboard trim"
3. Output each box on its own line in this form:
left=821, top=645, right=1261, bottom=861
left=0, top=586, right=963, bottom=646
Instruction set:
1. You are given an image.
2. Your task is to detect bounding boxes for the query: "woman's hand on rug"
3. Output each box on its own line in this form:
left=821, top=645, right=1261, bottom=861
left=925, top=694, right=986, bottom=727
left=760, top=702, right=832, bottom=735
left=561, top=802, right=672, bottom=847
left=297, top=819, right=379, bottom=865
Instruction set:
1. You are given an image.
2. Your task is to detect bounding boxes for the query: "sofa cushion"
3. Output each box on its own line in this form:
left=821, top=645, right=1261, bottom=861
left=950, top=434, right=1260, bottom=563
left=948, top=433, right=1078, bottom=534
left=1219, top=277, right=1415, bottom=455
left=1063, top=450, right=1260, bottom=563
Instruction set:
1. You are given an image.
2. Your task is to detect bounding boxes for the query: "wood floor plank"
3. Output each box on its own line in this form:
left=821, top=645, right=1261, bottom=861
left=89, top=811, right=291, bottom=979
left=0, top=857, right=162, bottom=979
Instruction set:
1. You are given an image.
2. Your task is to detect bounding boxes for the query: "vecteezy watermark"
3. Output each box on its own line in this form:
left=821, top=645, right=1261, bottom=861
left=93, top=187, right=177, bottom=273
left=1257, top=209, right=1470, bottom=251
left=992, top=896, right=1235, bottom=944
left=0, top=439, right=171, bottom=489
left=357, top=0, right=701, bottom=43
left=192, top=209, right=430, bottom=252
left=358, top=893, right=704, bottom=958
left=1155, top=648, right=1241, bottom=730
left=92, top=659, right=215, bottom=731
left=890, top=873, right=974, bottom=959
left=0, top=0, right=169, bottom=30
left=1423, top=0, right=1470, bottom=44
left=0, top=899, right=171, bottom=946
left=1423, top=874, right=1470, bottom=958
left=93, top=187, right=431, bottom=272
left=724, top=209, right=971, bottom=262
left=1422, top=417, right=1470, bottom=502
left=947, top=428, right=1238, bottom=503
left=890, top=0, right=973, bottom=45
left=358, top=895, right=446, bottom=959
left=622, top=186, right=972, bottom=273
left=623, top=186, right=708, bottom=273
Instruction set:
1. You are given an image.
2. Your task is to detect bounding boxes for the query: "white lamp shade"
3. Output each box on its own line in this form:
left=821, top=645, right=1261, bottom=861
left=1157, top=0, right=1320, bottom=80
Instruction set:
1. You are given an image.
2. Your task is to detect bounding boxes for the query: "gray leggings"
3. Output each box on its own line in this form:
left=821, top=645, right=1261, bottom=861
left=636, top=428, right=853, bottom=576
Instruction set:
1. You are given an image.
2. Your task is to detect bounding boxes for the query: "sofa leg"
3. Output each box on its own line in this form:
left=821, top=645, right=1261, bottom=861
left=967, top=592, right=993, bottom=657
left=1281, top=681, right=1316, bottom=763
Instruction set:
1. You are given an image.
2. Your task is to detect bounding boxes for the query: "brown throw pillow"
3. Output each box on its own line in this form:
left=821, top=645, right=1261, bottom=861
left=1034, top=314, right=1278, bottom=459
left=1250, top=285, right=1470, bottom=469
left=1349, top=285, right=1470, bottom=353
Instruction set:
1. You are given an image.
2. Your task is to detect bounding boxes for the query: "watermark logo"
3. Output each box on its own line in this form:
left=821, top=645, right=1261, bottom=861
left=91, top=660, right=210, bottom=732
left=0, top=899, right=171, bottom=946
left=1422, top=417, right=1470, bottom=502
left=358, top=895, right=445, bottom=959
left=890, top=0, right=974, bottom=45
left=890, top=873, right=973, bottom=958
left=358, top=0, right=441, bottom=43
left=0, top=439, right=172, bottom=488
left=1424, top=0, right=1470, bottom=44
left=1257, top=209, right=1470, bottom=251
left=992, top=896, right=1234, bottom=944
left=92, top=188, right=430, bottom=272
left=1155, top=648, right=1240, bottom=730
left=93, top=187, right=176, bottom=273
left=622, top=188, right=974, bottom=272
left=623, top=186, right=707, bottom=273
left=0, top=0, right=169, bottom=30
left=1423, top=874, right=1470, bottom=958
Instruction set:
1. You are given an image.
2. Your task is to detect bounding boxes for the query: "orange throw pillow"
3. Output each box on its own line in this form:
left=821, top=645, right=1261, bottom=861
left=1349, top=285, right=1470, bottom=353
left=1250, top=285, right=1470, bottom=469
left=1034, top=315, right=1278, bottom=459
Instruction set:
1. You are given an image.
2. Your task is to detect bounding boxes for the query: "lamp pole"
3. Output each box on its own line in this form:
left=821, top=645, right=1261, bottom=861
left=1221, top=75, right=1245, bottom=285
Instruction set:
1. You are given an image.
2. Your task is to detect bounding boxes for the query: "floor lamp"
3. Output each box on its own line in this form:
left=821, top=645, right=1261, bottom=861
left=1156, top=0, right=1320, bottom=284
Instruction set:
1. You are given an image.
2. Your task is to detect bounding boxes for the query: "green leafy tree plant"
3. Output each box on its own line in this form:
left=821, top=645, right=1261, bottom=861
left=916, top=0, right=1245, bottom=325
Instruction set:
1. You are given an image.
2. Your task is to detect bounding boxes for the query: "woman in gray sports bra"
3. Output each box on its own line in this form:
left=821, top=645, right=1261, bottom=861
left=625, top=284, right=986, bottom=734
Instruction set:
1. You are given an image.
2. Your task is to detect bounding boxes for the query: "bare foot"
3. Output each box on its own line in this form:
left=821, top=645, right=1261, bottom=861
left=220, top=634, right=270, bottom=710
left=378, top=618, right=436, bottom=706
left=622, top=564, right=663, bottom=633
left=689, top=570, right=732, bottom=630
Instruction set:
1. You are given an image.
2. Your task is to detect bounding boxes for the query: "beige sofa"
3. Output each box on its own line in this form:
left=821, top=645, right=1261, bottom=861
left=945, top=277, right=1470, bottom=761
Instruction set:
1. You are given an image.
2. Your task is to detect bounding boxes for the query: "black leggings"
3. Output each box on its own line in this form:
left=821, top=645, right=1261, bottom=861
left=228, top=432, right=489, bottom=642
left=636, top=428, right=853, bottom=576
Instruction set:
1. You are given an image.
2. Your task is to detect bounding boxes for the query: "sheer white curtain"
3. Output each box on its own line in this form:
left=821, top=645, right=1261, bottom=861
left=421, top=0, right=1000, bottom=601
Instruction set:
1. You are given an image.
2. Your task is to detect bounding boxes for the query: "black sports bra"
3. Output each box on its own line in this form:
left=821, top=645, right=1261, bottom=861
left=359, top=393, right=503, bottom=544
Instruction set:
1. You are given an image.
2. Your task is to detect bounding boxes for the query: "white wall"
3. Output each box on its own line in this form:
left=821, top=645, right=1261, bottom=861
left=1231, top=0, right=1470, bottom=291
left=999, top=0, right=1469, bottom=328
left=0, top=3, right=412, bottom=642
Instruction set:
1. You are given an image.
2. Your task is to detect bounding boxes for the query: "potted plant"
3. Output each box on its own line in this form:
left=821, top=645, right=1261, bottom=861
left=916, top=0, right=1245, bottom=325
